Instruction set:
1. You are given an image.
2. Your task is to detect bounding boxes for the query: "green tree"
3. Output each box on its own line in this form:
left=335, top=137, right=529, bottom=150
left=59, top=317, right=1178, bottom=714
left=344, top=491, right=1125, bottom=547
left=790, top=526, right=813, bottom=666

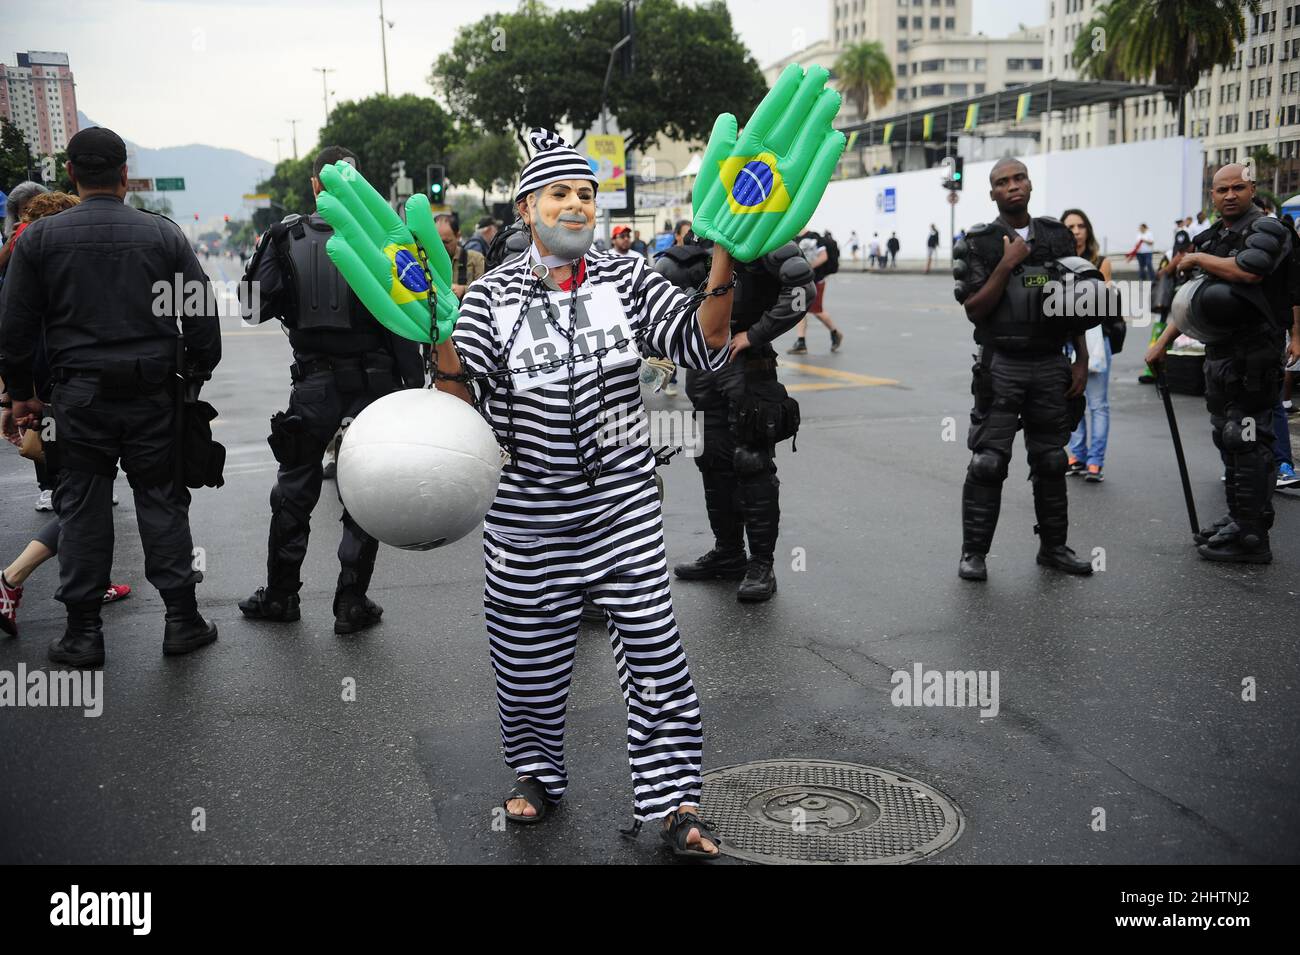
left=1073, top=0, right=1255, bottom=135
left=1, top=118, right=33, bottom=192
left=127, top=193, right=174, bottom=216
left=317, top=93, right=456, bottom=197
left=590, top=0, right=767, bottom=153
left=255, top=155, right=314, bottom=219
left=833, top=41, right=895, bottom=121
left=447, top=132, right=521, bottom=210
left=431, top=1, right=603, bottom=151
left=431, top=0, right=765, bottom=154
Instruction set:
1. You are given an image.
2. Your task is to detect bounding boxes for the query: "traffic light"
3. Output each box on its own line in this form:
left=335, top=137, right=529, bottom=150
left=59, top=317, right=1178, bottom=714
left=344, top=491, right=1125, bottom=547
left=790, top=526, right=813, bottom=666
left=193, top=213, right=199, bottom=221
left=939, top=156, right=964, bottom=191
left=619, top=0, right=636, bottom=76
left=223, top=214, right=230, bottom=223
left=428, top=163, right=446, bottom=203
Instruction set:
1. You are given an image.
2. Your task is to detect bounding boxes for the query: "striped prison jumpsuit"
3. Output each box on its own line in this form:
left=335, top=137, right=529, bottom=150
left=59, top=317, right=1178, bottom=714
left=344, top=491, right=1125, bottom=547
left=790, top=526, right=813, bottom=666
left=453, top=249, right=730, bottom=821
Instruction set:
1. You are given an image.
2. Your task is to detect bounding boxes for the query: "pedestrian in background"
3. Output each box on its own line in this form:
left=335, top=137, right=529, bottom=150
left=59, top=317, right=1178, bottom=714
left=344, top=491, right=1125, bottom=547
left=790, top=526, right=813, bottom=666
left=1061, top=208, right=1114, bottom=483
left=849, top=230, right=860, bottom=261
left=437, top=212, right=485, bottom=298
left=887, top=232, right=900, bottom=268
left=926, top=224, right=940, bottom=272
left=788, top=226, right=844, bottom=355
left=1131, top=222, right=1155, bottom=281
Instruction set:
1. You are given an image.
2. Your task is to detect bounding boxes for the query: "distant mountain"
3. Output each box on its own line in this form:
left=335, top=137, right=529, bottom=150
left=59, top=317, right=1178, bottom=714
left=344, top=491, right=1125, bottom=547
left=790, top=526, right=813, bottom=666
left=78, top=112, right=273, bottom=227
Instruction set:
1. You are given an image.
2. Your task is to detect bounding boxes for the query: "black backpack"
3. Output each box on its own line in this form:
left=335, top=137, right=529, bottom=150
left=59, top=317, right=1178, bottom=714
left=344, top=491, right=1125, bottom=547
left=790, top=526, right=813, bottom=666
left=821, top=235, right=840, bottom=275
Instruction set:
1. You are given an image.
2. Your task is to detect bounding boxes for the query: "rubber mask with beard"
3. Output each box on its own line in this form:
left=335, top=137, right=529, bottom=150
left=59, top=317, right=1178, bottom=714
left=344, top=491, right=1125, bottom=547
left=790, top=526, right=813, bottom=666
left=528, top=191, right=594, bottom=262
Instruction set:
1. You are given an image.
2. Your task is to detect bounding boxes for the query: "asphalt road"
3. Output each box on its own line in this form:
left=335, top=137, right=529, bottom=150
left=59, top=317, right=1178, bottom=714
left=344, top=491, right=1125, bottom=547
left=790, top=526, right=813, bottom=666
left=2, top=255, right=1297, bottom=864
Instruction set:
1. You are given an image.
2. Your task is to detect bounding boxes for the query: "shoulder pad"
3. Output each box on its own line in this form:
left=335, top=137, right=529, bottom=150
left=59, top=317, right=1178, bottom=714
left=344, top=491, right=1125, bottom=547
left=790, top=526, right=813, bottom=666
left=779, top=255, right=814, bottom=287
left=281, top=213, right=303, bottom=226
left=965, top=222, right=996, bottom=237
left=659, top=244, right=709, bottom=265
left=1249, top=216, right=1290, bottom=239
left=1237, top=246, right=1281, bottom=276
left=1036, top=215, right=1063, bottom=226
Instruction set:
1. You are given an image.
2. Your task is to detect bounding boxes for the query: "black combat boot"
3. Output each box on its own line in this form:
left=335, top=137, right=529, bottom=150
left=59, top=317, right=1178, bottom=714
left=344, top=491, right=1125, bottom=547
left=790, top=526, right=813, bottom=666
left=239, top=587, right=301, bottom=621
left=674, top=470, right=747, bottom=580
left=1200, top=452, right=1272, bottom=563
left=162, top=586, right=218, bottom=655
left=48, top=600, right=105, bottom=667
left=1194, top=514, right=1235, bottom=546
left=736, top=471, right=779, bottom=602
left=1036, top=544, right=1094, bottom=575
left=334, top=588, right=383, bottom=635
left=737, top=559, right=777, bottom=602
left=960, top=480, right=1001, bottom=580
left=958, top=553, right=987, bottom=581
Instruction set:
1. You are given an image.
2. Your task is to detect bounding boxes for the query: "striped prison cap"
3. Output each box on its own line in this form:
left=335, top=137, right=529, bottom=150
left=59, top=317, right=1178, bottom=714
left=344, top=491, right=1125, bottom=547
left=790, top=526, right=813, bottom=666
left=514, top=128, right=598, bottom=203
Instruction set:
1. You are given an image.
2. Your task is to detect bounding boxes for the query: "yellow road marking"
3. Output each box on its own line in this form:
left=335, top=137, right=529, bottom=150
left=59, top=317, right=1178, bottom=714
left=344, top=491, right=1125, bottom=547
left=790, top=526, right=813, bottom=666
left=781, top=360, right=898, bottom=390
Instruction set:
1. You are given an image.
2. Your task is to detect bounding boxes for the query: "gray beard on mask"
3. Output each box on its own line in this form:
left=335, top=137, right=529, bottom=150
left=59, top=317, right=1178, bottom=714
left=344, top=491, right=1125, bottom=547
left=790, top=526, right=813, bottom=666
left=532, top=213, right=594, bottom=262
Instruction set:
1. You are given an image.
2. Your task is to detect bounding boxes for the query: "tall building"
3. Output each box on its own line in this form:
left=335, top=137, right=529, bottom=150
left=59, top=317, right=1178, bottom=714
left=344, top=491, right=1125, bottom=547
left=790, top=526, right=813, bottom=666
left=1046, top=0, right=1300, bottom=197
left=0, top=51, right=79, bottom=157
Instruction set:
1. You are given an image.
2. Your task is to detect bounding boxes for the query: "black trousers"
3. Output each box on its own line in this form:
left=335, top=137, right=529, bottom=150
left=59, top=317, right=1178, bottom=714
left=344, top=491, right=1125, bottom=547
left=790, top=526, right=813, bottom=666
left=686, top=352, right=783, bottom=563
left=962, top=347, right=1074, bottom=555
left=264, top=368, right=395, bottom=596
left=1204, top=337, right=1280, bottom=537
left=47, top=378, right=199, bottom=607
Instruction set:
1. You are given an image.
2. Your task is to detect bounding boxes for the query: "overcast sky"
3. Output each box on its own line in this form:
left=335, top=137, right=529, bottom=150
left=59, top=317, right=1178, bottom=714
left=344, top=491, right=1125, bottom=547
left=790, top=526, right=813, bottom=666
left=6, top=0, right=1045, bottom=161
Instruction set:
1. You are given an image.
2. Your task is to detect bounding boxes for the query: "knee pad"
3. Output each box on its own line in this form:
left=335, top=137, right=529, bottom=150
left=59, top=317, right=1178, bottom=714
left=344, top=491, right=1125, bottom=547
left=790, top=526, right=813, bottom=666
left=733, top=445, right=772, bottom=477
left=967, top=450, right=1008, bottom=485
left=1220, top=418, right=1257, bottom=453
left=1030, top=448, right=1068, bottom=479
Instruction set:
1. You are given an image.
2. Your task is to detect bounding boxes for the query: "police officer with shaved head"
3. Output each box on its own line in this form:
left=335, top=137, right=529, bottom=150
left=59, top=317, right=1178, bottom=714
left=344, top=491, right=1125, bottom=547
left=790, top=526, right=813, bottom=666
left=952, top=157, right=1095, bottom=581
left=1145, top=163, right=1298, bottom=564
left=0, top=126, right=222, bottom=666
left=238, top=145, right=424, bottom=633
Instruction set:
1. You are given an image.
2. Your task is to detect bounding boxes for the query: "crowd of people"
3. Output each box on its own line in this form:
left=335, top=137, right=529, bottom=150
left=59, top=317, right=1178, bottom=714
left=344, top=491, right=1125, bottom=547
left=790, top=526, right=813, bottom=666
left=1, top=122, right=1297, bottom=859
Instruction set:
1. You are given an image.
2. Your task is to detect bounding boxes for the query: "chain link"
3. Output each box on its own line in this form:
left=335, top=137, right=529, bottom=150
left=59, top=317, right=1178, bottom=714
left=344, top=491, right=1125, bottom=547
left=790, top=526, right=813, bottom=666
left=432, top=271, right=737, bottom=384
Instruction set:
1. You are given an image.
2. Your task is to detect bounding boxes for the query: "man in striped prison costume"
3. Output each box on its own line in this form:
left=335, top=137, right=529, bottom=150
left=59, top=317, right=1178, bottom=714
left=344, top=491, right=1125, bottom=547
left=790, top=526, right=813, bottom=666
left=434, top=129, right=735, bottom=855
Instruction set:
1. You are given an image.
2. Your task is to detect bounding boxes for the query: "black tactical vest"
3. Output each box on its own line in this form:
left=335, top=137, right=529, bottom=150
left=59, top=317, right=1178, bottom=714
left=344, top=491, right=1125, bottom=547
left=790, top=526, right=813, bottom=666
left=1193, top=211, right=1292, bottom=336
left=276, top=214, right=356, bottom=332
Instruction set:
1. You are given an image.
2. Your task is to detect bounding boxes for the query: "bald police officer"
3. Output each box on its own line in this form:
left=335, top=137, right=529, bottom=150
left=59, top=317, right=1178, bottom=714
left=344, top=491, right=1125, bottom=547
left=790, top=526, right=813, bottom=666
left=1145, top=164, right=1298, bottom=563
left=0, top=127, right=222, bottom=667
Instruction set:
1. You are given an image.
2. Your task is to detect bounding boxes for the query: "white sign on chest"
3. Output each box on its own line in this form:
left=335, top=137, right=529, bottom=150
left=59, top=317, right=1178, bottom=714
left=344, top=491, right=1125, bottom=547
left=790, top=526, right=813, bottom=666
left=491, top=282, right=639, bottom=392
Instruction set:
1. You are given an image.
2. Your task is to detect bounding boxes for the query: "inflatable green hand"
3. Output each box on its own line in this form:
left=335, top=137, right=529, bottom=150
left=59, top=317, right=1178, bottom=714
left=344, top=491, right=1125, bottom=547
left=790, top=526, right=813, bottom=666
left=315, top=161, right=458, bottom=345
left=692, top=63, right=846, bottom=262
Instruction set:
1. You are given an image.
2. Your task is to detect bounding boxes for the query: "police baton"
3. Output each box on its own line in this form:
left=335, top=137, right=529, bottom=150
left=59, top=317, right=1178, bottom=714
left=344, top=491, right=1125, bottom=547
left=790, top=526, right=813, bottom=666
left=1154, top=364, right=1200, bottom=540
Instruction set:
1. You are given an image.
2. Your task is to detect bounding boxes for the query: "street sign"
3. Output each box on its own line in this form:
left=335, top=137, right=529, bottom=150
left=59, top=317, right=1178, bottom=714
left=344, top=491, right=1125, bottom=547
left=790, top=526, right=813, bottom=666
left=154, top=177, right=185, bottom=191
left=586, top=134, right=627, bottom=211
left=947, top=191, right=960, bottom=205
left=241, top=193, right=272, bottom=209
left=126, top=178, right=154, bottom=192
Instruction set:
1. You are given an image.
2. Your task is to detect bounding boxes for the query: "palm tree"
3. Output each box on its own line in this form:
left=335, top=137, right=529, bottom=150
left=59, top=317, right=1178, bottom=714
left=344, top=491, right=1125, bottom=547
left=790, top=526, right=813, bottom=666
left=833, top=41, right=895, bottom=123
left=1072, top=0, right=1256, bottom=136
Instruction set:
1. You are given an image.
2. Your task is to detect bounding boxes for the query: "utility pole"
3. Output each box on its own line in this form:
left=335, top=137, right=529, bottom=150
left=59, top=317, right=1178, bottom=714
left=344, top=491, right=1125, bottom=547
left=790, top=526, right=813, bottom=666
left=288, top=119, right=299, bottom=160
left=379, top=0, right=391, bottom=96
left=272, top=137, right=283, bottom=163
left=315, top=67, right=335, bottom=126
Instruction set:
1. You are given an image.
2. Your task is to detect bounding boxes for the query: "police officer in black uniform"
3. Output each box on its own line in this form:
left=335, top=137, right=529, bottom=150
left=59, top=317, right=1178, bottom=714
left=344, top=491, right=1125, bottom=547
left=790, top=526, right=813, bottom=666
left=952, top=157, right=1094, bottom=581
left=239, top=146, right=424, bottom=633
left=1145, top=163, right=1297, bottom=564
left=0, top=126, right=222, bottom=667
left=660, top=237, right=815, bottom=601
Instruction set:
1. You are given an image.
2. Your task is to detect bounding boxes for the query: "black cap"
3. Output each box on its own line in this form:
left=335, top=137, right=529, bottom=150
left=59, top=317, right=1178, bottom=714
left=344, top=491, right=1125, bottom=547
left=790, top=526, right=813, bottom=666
left=477, top=215, right=497, bottom=229
left=67, top=127, right=127, bottom=168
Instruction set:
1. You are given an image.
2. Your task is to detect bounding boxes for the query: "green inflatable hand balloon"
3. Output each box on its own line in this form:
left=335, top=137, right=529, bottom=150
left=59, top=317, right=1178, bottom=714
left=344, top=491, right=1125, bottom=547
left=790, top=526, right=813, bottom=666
left=692, top=63, right=846, bottom=263
left=315, top=161, right=458, bottom=345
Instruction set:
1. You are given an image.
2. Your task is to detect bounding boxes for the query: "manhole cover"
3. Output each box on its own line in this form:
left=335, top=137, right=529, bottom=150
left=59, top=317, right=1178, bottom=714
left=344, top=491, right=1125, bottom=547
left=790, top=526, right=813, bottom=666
left=700, top=759, right=963, bottom=865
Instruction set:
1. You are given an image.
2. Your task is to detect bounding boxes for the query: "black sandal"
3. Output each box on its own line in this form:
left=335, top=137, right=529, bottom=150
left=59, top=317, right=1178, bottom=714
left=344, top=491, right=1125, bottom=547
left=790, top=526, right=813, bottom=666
left=661, top=809, right=723, bottom=859
left=503, top=777, right=552, bottom=825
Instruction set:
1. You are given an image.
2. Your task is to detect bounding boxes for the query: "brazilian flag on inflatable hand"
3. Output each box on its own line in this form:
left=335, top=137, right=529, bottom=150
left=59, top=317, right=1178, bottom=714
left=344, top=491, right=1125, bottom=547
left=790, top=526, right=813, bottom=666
left=693, top=63, right=846, bottom=262
left=315, top=161, right=458, bottom=345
